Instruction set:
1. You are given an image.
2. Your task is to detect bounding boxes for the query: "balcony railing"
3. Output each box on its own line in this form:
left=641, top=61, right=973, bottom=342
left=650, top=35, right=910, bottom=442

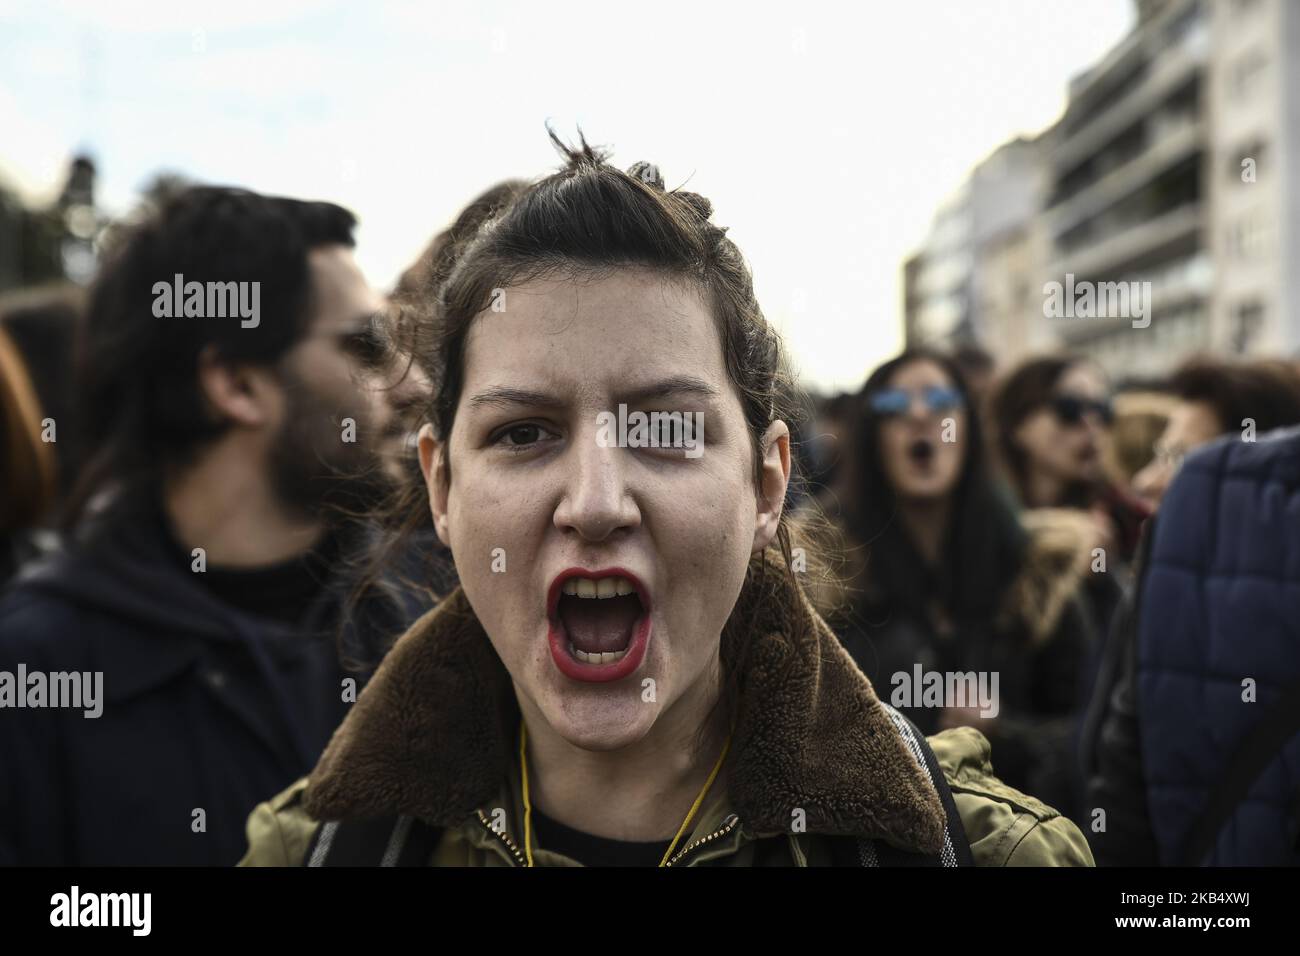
left=1047, top=119, right=1204, bottom=238
left=1048, top=202, right=1203, bottom=280
left=1052, top=40, right=1205, bottom=176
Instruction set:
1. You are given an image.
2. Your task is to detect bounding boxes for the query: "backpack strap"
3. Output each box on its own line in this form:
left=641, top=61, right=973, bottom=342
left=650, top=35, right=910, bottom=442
left=304, top=814, right=444, bottom=867
left=839, top=705, right=974, bottom=867
left=1180, top=679, right=1300, bottom=866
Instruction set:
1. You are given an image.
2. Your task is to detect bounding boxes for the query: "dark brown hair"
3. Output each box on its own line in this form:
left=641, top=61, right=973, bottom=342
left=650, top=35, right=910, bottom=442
left=988, top=353, right=1101, bottom=507
left=391, top=180, right=528, bottom=309
left=356, top=132, right=839, bottom=697
left=1167, top=356, right=1300, bottom=435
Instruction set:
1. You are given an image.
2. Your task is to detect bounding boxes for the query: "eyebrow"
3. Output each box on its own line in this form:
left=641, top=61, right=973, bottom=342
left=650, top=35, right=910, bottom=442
left=466, top=375, right=721, bottom=411
left=620, top=375, right=720, bottom=405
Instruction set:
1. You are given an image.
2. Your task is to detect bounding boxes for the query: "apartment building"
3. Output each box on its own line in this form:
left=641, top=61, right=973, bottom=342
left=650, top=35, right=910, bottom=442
left=905, top=0, right=1299, bottom=380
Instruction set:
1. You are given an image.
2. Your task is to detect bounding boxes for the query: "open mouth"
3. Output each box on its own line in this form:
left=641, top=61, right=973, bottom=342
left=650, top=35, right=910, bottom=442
left=546, top=568, right=652, bottom=683
left=908, top=438, right=935, bottom=466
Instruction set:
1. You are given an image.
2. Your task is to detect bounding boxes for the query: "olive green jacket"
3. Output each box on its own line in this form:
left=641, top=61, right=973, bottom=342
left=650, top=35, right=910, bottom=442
left=240, top=555, right=1093, bottom=868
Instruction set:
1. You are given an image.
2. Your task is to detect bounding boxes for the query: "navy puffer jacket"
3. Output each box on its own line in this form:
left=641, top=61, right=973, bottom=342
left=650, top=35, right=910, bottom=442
left=1138, top=425, right=1300, bottom=865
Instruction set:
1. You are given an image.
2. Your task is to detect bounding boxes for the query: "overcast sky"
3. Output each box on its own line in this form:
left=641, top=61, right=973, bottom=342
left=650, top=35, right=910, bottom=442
left=0, top=0, right=1134, bottom=392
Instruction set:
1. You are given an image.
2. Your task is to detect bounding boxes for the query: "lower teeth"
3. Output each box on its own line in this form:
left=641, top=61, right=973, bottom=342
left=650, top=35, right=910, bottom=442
left=569, top=643, right=628, bottom=665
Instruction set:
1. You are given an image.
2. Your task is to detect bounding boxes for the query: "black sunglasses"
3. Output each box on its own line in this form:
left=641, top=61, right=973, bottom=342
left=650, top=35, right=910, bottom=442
left=339, top=319, right=390, bottom=370
left=1049, top=393, right=1114, bottom=427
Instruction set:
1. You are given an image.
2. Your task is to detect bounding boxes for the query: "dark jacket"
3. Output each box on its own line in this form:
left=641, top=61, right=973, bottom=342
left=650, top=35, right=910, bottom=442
left=0, top=500, right=430, bottom=865
left=1089, top=427, right=1300, bottom=866
left=1080, top=524, right=1158, bottom=866
left=829, top=508, right=1100, bottom=820
left=0, top=528, right=59, bottom=595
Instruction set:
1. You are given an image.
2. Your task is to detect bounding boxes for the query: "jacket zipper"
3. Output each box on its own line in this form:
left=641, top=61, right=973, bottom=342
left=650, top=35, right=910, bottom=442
left=475, top=809, right=528, bottom=867
left=475, top=809, right=742, bottom=867
left=663, top=814, right=741, bottom=867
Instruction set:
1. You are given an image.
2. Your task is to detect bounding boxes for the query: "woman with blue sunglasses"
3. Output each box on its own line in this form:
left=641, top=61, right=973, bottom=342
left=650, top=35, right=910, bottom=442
left=817, top=349, right=1098, bottom=822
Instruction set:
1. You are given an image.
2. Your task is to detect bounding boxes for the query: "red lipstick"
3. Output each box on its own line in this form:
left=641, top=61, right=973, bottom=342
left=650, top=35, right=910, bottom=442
left=546, top=566, right=652, bottom=683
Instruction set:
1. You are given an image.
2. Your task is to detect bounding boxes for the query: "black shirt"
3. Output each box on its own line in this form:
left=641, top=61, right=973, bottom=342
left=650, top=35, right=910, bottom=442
left=155, top=505, right=342, bottom=627
left=531, top=808, right=675, bottom=867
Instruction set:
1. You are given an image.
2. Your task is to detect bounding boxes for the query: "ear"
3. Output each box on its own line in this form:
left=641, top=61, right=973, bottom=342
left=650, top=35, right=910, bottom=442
left=196, top=344, right=276, bottom=427
left=752, top=420, right=791, bottom=553
left=418, top=422, right=453, bottom=547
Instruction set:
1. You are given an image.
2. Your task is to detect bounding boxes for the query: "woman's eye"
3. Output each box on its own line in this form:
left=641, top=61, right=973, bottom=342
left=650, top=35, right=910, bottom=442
left=494, top=423, right=552, bottom=449
left=643, top=412, right=703, bottom=455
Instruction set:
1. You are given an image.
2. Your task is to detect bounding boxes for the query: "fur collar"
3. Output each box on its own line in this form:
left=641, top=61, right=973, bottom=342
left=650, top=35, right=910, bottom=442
left=303, top=551, right=947, bottom=854
left=1000, top=508, right=1096, bottom=643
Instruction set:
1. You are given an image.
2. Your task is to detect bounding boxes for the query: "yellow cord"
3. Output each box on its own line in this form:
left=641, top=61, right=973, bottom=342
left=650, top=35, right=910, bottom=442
left=520, top=720, right=535, bottom=867
left=658, top=732, right=731, bottom=866
left=517, top=717, right=732, bottom=868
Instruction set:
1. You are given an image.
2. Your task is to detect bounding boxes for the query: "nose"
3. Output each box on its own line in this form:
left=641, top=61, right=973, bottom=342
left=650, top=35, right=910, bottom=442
left=1082, top=413, right=1109, bottom=442
left=906, top=395, right=937, bottom=423
left=553, top=429, right=641, bottom=542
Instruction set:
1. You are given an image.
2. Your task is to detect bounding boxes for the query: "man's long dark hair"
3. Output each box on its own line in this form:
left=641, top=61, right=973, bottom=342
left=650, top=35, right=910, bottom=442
left=843, top=348, right=1026, bottom=625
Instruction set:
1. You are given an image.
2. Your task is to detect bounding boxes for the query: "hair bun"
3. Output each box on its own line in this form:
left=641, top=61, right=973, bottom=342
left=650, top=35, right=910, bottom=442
left=627, top=161, right=664, bottom=190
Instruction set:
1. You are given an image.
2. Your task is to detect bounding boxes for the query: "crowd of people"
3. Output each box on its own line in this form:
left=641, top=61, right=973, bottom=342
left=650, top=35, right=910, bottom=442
left=1, top=133, right=1297, bottom=867
left=802, top=343, right=1300, bottom=867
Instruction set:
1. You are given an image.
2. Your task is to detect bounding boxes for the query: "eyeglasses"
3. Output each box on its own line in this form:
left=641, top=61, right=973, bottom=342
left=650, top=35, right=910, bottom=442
left=1049, top=393, right=1114, bottom=427
left=311, top=317, right=390, bottom=370
left=867, top=385, right=965, bottom=418
left=340, top=323, right=389, bottom=369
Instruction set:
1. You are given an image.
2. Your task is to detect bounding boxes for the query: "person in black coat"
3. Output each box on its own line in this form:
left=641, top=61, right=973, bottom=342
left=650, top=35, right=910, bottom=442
left=0, top=186, right=439, bottom=865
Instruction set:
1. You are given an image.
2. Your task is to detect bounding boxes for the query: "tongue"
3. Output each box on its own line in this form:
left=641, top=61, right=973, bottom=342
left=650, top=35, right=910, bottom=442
left=558, top=594, right=641, bottom=654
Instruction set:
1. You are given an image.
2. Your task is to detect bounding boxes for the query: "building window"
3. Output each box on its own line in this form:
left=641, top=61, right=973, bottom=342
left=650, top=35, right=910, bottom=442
left=1231, top=301, right=1264, bottom=353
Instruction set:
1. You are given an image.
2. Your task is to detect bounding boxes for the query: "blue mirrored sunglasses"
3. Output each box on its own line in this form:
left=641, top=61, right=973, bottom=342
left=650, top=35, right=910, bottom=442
left=867, top=385, right=965, bottom=417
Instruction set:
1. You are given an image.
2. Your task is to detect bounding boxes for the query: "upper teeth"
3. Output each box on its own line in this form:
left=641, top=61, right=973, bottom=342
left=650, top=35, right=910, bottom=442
left=561, top=576, right=636, bottom=599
